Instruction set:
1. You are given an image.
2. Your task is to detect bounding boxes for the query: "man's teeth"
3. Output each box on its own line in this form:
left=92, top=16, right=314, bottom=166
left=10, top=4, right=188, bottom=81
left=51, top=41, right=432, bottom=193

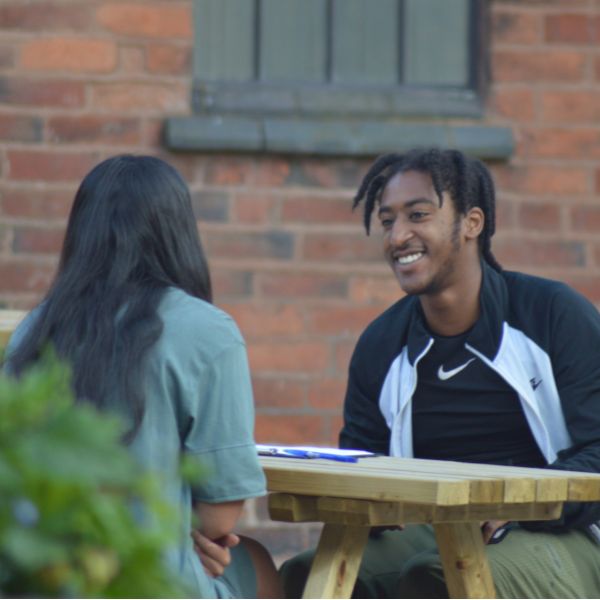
left=397, top=252, right=423, bottom=265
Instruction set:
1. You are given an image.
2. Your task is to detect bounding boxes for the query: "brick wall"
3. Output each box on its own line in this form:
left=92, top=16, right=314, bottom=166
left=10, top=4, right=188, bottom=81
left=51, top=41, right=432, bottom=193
left=1, top=0, right=599, bottom=562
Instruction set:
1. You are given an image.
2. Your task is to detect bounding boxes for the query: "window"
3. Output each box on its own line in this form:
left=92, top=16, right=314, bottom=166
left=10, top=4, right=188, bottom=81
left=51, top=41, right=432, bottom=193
left=165, top=0, right=513, bottom=158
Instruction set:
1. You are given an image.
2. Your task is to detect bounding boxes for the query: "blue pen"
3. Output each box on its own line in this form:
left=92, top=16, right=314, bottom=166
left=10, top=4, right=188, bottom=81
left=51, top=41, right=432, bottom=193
left=282, top=449, right=358, bottom=463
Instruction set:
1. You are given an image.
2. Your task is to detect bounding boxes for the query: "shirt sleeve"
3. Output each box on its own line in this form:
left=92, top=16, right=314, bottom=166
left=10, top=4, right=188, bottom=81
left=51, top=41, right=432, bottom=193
left=182, top=337, right=266, bottom=504
left=524, top=284, right=600, bottom=531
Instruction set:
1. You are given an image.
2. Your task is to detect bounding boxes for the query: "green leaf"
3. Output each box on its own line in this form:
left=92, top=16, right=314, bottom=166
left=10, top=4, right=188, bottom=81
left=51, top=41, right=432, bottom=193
left=1, top=527, right=68, bottom=570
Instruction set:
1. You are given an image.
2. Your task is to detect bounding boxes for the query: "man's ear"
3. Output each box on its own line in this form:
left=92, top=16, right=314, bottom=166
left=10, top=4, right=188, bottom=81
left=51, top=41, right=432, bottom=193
left=463, top=207, right=484, bottom=240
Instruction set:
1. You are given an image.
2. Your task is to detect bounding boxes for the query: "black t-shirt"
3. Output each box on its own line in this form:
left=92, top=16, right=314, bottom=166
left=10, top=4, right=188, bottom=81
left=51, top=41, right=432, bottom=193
left=412, top=331, right=546, bottom=467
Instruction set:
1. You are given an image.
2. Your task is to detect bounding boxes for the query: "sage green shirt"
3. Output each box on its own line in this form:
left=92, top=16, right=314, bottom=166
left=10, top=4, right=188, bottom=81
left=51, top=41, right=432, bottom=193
left=7, top=288, right=266, bottom=598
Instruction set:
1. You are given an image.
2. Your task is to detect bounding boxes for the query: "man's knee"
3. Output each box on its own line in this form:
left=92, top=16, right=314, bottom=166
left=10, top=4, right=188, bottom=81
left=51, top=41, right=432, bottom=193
left=397, top=554, right=448, bottom=599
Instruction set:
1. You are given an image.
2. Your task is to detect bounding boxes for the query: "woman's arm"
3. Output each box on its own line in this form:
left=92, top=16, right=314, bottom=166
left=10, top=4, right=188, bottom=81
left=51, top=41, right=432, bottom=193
left=194, top=499, right=244, bottom=540
left=191, top=500, right=245, bottom=577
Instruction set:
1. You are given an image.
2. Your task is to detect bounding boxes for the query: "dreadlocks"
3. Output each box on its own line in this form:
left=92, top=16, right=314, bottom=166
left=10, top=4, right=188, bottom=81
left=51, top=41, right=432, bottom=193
left=353, top=148, right=502, bottom=272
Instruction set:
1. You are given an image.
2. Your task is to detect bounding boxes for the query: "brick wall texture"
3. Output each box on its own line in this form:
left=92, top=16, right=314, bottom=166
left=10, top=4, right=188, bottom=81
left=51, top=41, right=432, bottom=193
left=1, top=0, right=600, bottom=563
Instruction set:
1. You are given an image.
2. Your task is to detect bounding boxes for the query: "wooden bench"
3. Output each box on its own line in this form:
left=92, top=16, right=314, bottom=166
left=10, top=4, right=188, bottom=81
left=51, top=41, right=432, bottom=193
left=260, top=455, right=600, bottom=599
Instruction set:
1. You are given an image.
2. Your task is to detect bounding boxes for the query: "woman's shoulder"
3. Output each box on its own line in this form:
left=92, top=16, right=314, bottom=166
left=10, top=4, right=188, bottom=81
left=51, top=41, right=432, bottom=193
left=158, top=288, right=244, bottom=353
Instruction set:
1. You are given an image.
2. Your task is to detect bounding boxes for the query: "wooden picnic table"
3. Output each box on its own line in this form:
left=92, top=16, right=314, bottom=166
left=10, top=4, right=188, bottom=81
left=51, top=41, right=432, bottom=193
left=0, top=310, right=26, bottom=347
left=260, top=454, right=600, bottom=599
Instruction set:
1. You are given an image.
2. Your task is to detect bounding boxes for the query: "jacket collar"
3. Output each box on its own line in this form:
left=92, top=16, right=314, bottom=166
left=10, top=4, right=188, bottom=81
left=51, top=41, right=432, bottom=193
left=406, top=261, right=508, bottom=365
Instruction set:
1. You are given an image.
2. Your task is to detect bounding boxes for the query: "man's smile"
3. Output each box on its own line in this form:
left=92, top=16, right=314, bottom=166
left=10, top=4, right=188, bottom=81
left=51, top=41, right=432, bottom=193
left=395, top=251, right=425, bottom=266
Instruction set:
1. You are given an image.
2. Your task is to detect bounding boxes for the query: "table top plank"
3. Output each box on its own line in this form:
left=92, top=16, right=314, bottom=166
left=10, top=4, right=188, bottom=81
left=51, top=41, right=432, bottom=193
left=261, top=456, right=472, bottom=505
left=260, top=455, right=600, bottom=506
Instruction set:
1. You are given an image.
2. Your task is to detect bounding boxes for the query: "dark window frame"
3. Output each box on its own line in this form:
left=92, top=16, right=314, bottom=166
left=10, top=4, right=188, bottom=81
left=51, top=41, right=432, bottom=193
left=165, top=0, right=514, bottom=159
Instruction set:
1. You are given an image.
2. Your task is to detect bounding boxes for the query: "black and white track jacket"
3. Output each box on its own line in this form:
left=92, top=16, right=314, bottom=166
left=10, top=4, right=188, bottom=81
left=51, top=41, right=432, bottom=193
left=340, top=262, right=600, bottom=531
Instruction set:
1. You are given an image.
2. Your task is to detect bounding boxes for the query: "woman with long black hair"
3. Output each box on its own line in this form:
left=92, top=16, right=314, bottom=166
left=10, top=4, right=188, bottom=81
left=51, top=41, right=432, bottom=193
left=5, top=154, right=281, bottom=598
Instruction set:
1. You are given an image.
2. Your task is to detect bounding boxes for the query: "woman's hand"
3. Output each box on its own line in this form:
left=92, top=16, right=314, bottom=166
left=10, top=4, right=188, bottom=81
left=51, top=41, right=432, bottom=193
left=191, top=530, right=240, bottom=577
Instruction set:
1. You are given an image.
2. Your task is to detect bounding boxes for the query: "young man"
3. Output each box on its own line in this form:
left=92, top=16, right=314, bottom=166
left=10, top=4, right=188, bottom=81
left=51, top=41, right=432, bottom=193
left=281, top=148, right=600, bottom=598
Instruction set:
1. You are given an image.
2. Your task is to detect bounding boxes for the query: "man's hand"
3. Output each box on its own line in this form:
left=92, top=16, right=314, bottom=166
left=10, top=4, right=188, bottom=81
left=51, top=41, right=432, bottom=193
left=481, top=520, right=509, bottom=544
left=191, top=530, right=240, bottom=577
left=369, top=524, right=404, bottom=538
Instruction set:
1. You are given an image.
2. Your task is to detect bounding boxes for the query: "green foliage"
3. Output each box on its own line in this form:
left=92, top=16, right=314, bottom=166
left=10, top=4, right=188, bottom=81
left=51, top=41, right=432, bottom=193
left=0, top=356, right=194, bottom=598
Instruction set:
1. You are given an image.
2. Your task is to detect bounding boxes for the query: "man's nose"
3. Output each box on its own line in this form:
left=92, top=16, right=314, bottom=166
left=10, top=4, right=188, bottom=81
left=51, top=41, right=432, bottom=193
left=390, top=220, right=413, bottom=246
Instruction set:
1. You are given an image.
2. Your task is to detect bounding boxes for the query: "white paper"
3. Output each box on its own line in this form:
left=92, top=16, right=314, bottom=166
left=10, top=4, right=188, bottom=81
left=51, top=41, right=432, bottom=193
left=256, top=444, right=374, bottom=458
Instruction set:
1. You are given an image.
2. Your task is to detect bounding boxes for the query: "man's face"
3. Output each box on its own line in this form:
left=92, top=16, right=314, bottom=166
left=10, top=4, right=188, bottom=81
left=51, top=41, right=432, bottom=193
left=378, top=170, right=465, bottom=297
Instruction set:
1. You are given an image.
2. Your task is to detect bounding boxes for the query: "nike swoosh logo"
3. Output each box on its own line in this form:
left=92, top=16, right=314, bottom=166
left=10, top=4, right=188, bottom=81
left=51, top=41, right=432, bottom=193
left=437, top=358, right=476, bottom=381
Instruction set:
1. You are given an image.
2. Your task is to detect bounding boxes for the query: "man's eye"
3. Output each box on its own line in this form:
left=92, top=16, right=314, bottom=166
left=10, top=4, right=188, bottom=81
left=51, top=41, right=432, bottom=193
left=380, top=218, right=394, bottom=228
left=410, top=211, right=428, bottom=221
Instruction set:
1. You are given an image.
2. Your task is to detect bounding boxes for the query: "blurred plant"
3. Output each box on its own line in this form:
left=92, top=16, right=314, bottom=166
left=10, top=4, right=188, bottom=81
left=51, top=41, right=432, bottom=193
left=0, top=354, right=200, bottom=598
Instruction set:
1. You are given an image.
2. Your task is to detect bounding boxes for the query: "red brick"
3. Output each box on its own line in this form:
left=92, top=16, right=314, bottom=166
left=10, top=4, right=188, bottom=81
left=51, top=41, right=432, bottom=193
left=494, top=238, right=585, bottom=268
left=495, top=194, right=515, bottom=231
left=0, top=46, right=15, bottom=68
left=290, top=159, right=366, bottom=189
left=490, top=88, right=535, bottom=122
left=252, top=377, right=307, bottom=409
left=204, top=230, right=293, bottom=261
left=0, top=114, right=42, bottom=143
left=146, top=44, right=191, bottom=74
left=0, top=186, right=74, bottom=219
left=255, top=415, right=324, bottom=445
left=545, top=14, right=594, bottom=43
left=231, top=193, right=277, bottom=224
left=142, top=118, right=164, bottom=147
left=12, top=226, right=65, bottom=254
left=562, top=276, right=600, bottom=304
left=493, top=165, right=589, bottom=195
left=119, top=46, right=145, bottom=74
left=570, top=205, right=600, bottom=232
left=517, top=202, right=561, bottom=231
left=324, top=414, right=344, bottom=447
left=281, top=195, right=357, bottom=224
left=307, top=378, right=346, bottom=410
left=595, top=56, right=600, bottom=82
left=91, top=82, right=187, bottom=112
left=519, top=128, right=600, bottom=160
left=252, top=158, right=291, bottom=187
left=96, top=4, right=192, bottom=39
left=492, top=0, right=589, bottom=7
left=595, top=245, right=600, bottom=268
left=303, top=233, right=383, bottom=262
left=220, top=303, right=305, bottom=338
left=210, top=269, right=253, bottom=299
left=257, top=272, right=348, bottom=299
left=493, top=50, right=585, bottom=82
left=540, top=91, right=600, bottom=122
left=334, top=339, right=356, bottom=373
left=204, top=156, right=254, bottom=186
left=47, top=116, right=141, bottom=145
left=0, top=3, right=92, bottom=30
left=348, top=275, right=403, bottom=305
left=0, top=78, right=85, bottom=108
left=7, top=150, right=99, bottom=182
left=248, top=340, right=330, bottom=373
left=306, top=306, right=383, bottom=335
left=0, top=259, right=55, bottom=293
left=492, top=10, right=541, bottom=44
left=596, top=168, right=600, bottom=194
left=20, top=38, right=117, bottom=73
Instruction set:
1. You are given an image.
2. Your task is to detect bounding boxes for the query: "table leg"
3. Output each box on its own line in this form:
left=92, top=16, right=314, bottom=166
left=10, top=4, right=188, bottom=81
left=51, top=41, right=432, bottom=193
left=302, top=523, right=370, bottom=599
left=434, top=522, right=496, bottom=599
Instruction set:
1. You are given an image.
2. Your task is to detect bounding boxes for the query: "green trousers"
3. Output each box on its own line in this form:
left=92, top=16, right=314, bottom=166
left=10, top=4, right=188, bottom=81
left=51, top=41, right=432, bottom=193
left=280, top=524, right=600, bottom=598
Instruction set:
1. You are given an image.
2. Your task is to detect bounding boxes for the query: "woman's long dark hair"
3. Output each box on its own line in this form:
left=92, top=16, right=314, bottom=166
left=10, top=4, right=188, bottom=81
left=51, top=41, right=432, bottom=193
left=8, top=155, right=212, bottom=441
